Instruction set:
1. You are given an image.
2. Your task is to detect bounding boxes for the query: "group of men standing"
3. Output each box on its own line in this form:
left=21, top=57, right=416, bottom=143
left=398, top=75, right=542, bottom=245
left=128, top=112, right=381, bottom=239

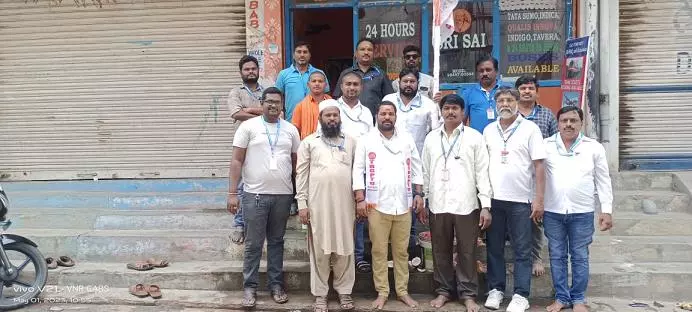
left=226, top=40, right=614, bottom=312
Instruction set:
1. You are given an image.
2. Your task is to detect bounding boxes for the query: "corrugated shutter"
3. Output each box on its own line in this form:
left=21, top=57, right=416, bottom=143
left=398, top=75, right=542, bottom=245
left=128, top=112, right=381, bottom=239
left=0, top=0, right=245, bottom=180
left=619, top=0, right=692, bottom=170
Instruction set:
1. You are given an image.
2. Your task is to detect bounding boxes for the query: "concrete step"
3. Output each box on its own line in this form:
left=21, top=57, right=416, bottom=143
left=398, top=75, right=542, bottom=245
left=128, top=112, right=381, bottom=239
left=35, top=289, right=680, bottom=312
left=39, top=261, right=692, bottom=302
left=10, top=208, right=302, bottom=230
left=14, top=227, right=690, bottom=263
left=611, top=172, right=674, bottom=191
left=2, top=178, right=227, bottom=193
left=607, top=211, right=692, bottom=236
left=8, top=192, right=228, bottom=210
left=613, top=190, right=690, bottom=213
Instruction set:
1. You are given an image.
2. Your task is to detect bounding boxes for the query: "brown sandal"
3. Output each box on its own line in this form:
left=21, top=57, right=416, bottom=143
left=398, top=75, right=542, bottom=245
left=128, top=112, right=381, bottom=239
left=57, top=256, right=75, bottom=267
left=46, top=257, right=58, bottom=269
left=129, top=284, right=148, bottom=298
left=126, top=262, right=153, bottom=271
left=146, top=284, right=162, bottom=299
left=146, top=258, right=169, bottom=268
left=314, top=296, right=328, bottom=312
left=338, top=294, right=354, bottom=310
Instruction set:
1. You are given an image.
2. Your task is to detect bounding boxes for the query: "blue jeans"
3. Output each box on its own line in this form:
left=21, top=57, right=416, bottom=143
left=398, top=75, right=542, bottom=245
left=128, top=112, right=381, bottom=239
left=354, top=220, right=367, bottom=263
left=242, top=193, right=293, bottom=290
left=543, top=211, right=594, bottom=305
left=233, top=181, right=244, bottom=228
left=486, top=199, right=532, bottom=297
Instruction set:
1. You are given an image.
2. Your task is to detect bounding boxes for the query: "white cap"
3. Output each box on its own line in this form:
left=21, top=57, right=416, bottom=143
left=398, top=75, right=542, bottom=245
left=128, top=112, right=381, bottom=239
left=318, top=99, right=340, bottom=113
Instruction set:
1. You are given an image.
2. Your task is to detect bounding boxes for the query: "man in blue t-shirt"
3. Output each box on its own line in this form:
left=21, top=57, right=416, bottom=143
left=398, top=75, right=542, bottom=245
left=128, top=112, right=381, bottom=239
left=276, top=41, right=330, bottom=122
left=459, top=55, right=505, bottom=133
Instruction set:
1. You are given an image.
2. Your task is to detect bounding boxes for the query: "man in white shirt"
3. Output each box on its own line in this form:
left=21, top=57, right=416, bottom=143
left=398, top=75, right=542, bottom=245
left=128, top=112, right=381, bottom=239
left=228, top=87, right=301, bottom=309
left=382, top=68, right=441, bottom=262
left=332, top=72, right=375, bottom=274
left=543, top=106, right=613, bottom=312
left=422, top=94, right=492, bottom=312
left=352, top=101, right=424, bottom=310
left=482, top=87, right=546, bottom=312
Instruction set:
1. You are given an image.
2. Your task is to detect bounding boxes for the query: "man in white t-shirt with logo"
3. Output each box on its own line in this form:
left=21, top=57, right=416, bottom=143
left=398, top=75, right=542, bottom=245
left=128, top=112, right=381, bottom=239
left=228, top=87, right=301, bottom=309
left=482, top=87, right=546, bottom=312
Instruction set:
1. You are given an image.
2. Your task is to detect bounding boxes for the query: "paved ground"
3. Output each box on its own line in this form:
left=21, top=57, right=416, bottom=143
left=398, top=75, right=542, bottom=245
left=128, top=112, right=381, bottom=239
left=12, top=295, right=690, bottom=312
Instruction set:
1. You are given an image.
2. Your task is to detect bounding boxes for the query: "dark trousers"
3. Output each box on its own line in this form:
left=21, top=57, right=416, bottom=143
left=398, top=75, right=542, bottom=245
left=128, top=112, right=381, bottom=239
left=486, top=199, right=532, bottom=298
left=429, top=209, right=481, bottom=299
left=242, top=192, right=293, bottom=290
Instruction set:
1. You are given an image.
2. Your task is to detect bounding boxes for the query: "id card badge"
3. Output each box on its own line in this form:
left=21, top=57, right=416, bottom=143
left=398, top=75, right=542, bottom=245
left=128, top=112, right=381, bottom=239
left=269, top=156, right=278, bottom=170
left=442, top=169, right=450, bottom=181
left=501, top=150, right=509, bottom=164
left=486, top=107, right=495, bottom=120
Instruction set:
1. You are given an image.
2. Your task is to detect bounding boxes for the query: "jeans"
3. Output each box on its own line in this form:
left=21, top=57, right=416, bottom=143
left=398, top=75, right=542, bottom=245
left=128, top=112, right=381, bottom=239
left=242, top=192, right=293, bottom=290
left=354, top=220, right=367, bottom=263
left=543, top=211, right=594, bottom=305
left=233, top=181, right=244, bottom=228
left=486, top=199, right=532, bottom=298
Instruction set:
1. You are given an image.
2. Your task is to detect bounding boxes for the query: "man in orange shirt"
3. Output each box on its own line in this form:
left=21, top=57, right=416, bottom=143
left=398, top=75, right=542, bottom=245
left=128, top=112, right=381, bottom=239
left=292, top=71, right=331, bottom=139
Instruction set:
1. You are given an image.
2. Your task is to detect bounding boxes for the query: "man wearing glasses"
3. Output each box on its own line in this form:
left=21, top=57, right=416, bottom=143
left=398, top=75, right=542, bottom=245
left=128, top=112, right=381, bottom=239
left=392, top=45, right=434, bottom=100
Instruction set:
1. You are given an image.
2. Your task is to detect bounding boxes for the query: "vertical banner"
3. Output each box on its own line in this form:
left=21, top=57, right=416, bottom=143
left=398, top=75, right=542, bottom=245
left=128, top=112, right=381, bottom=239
left=245, top=0, right=283, bottom=85
left=432, top=0, right=458, bottom=95
left=560, top=36, right=589, bottom=108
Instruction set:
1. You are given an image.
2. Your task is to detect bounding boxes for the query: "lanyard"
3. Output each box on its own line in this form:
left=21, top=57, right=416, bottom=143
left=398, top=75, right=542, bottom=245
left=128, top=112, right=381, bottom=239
left=338, top=98, right=372, bottom=130
left=396, top=93, right=422, bottom=113
left=321, top=135, right=345, bottom=151
left=440, top=128, right=462, bottom=167
left=556, top=133, right=583, bottom=156
left=243, top=85, right=263, bottom=101
left=524, top=106, right=538, bottom=120
left=496, top=119, right=522, bottom=149
left=262, top=116, right=281, bottom=155
left=381, top=134, right=402, bottom=155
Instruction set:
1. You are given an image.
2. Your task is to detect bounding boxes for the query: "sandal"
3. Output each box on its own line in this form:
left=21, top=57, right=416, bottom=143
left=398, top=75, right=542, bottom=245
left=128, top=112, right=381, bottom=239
left=126, top=262, right=153, bottom=271
left=338, top=294, right=354, bottom=311
left=129, top=284, right=149, bottom=298
left=46, top=257, right=58, bottom=269
left=146, top=258, right=169, bottom=268
left=242, top=288, right=256, bottom=308
left=57, top=256, right=75, bottom=267
left=314, top=296, right=328, bottom=312
left=270, top=286, right=289, bottom=304
left=146, top=284, right=162, bottom=299
left=356, top=260, right=371, bottom=273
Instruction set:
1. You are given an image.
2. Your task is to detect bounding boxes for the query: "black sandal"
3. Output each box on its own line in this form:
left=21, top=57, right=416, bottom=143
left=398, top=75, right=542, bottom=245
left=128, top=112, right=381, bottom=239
left=270, top=286, right=289, bottom=304
left=242, top=288, right=256, bottom=309
left=356, top=260, right=371, bottom=273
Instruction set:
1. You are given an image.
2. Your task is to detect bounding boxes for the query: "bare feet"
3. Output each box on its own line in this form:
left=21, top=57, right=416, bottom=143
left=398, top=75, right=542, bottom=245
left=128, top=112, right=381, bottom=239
left=371, top=295, right=387, bottom=310
left=430, top=295, right=449, bottom=308
left=573, top=303, right=589, bottom=312
left=546, top=300, right=566, bottom=312
left=533, top=260, right=545, bottom=277
left=476, top=260, right=487, bottom=273
left=464, top=299, right=481, bottom=312
left=398, top=294, right=418, bottom=308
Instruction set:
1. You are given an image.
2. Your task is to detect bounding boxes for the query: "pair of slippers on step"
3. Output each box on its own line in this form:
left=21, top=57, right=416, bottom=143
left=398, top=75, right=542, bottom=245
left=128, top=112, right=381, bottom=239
left=46, top=256, right=75, bottom=269
left=129, top=284, right=162, bottom=299
left=126, top=258, right=169, bottom=271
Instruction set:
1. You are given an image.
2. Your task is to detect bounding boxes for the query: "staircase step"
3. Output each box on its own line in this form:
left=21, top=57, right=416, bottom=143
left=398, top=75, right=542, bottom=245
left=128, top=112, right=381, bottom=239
left=613, top=190, right=690, bottom=213
left=39, top=261, right=692, bottom=302
left=607, top=211, right=692, bottom=236
left=611, top=172, right=674, bottom=191
left=2, top=178, right=227, bottom=193
left=9, top=192, right=228, bottom=210
left=11, top=208, right=302, bottom=230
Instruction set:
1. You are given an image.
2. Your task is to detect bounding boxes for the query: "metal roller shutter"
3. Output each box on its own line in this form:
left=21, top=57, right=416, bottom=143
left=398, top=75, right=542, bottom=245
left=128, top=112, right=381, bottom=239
left=619, top=0, right=692, bottom=170
left=0, top=0, right=245, bottom=180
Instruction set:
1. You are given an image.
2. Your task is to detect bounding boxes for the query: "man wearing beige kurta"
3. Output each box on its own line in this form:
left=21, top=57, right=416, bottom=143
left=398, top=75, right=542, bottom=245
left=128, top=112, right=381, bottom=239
left=296, top=99, right=357, bottom=312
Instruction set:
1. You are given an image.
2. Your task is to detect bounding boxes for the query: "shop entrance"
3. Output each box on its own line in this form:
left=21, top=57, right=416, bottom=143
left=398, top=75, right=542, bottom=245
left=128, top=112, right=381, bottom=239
left=291, top=8, right=353, bottom=92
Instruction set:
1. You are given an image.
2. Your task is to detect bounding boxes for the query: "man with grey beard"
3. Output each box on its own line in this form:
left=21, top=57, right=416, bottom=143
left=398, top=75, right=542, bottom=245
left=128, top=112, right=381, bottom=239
left=482, top=87, right=546, bottom=312
left=295, top=99, right=357, bottom=312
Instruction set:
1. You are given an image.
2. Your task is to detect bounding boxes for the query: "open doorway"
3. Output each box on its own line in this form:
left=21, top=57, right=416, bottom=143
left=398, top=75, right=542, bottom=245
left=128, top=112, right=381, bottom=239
left=292, top=8, right=353, bottom=92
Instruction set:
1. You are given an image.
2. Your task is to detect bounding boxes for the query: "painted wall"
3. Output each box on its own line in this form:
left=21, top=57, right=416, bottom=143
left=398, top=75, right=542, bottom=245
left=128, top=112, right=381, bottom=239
left=245, top=0, right=283, bottom=86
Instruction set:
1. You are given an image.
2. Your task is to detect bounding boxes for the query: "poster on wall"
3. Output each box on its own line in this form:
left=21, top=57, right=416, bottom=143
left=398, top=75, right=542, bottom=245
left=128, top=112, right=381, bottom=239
left=245, top=0, right=282, bottom=86
left=358, top=5, right=422, bottom=81
left=560, top=36, right=590, bottom=108
left=439, top=1, right=493, bottom=84
left=499, top=0, right=567, bottom=80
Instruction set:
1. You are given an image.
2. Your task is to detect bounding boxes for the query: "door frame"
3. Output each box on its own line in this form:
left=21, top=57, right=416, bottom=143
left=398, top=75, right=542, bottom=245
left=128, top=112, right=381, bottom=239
left=284, top=0, right=431, bottom=74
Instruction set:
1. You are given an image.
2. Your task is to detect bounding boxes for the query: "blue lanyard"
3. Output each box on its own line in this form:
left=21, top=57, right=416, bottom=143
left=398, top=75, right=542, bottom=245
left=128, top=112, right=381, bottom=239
left=397, top=94, right=422, bottom=113
left=524, top=106, right=538, bottom=120
left=497, top=119, right=522, bottom=149
left=321, top=135, right=345, bottom=151
left=243, top=85, right=262, bottom=101
left=440, top=128, right=462, bottom=166
left=262, top=117, right=281, bottom=155
left=556, top=133, right=583, bottom=156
